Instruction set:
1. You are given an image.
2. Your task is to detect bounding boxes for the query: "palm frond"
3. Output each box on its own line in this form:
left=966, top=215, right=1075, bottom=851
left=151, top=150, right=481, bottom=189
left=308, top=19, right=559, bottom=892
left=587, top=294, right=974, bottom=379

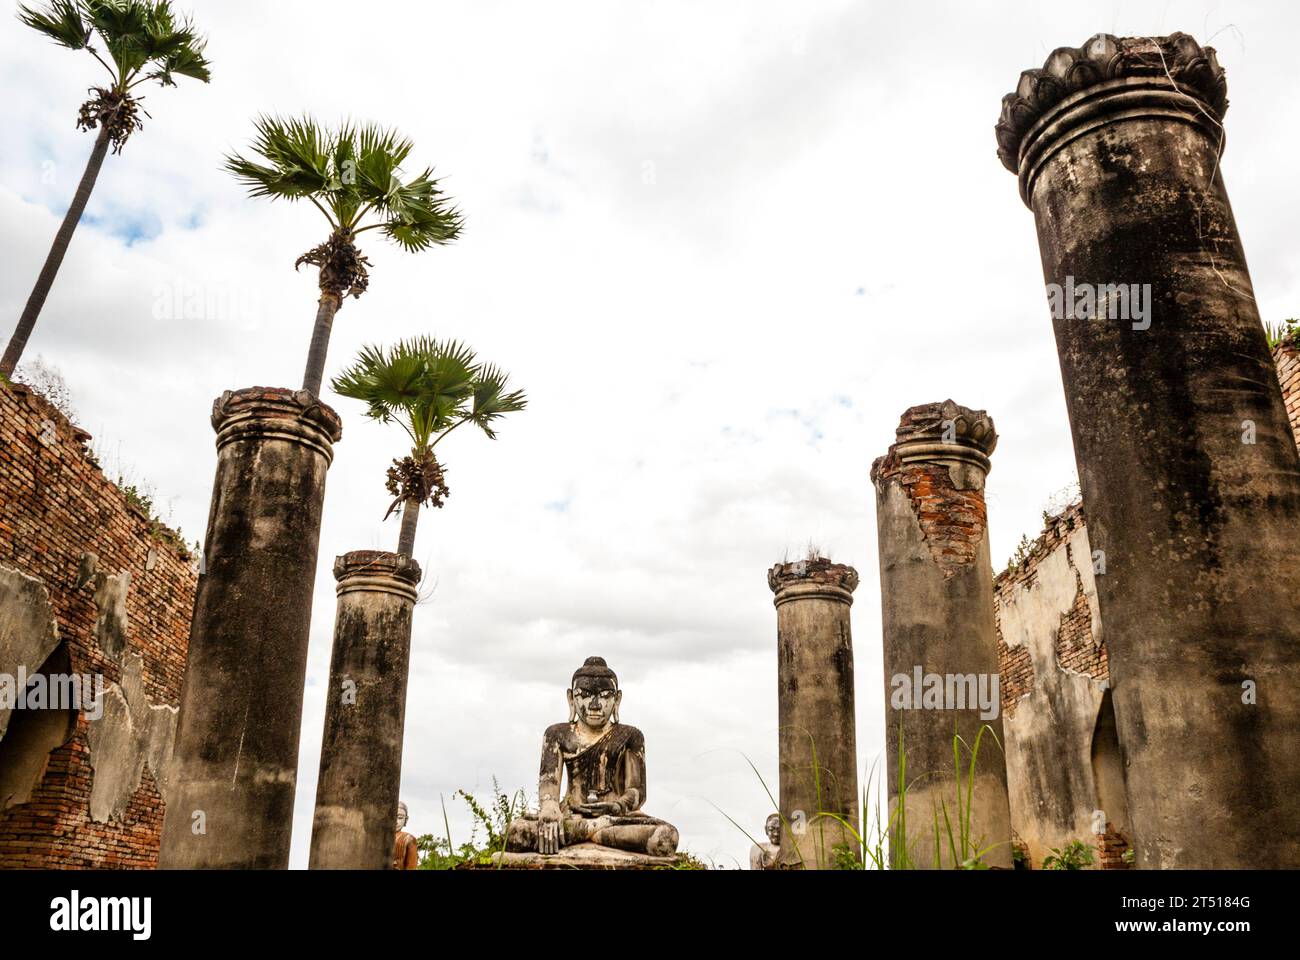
left=136, top=6, right=210, bottom=86
left=382, top=170, right=464, bottom=251
left=23, top=0, right=210, bottom=90
left=419, top=337, right=477, bottom=397
left=144, top=40, right=210, bottom=84
left=17, top=0, right=90, bottom=50
left=352, top=123, right=412, bottom=208
left=332, top=343, right=410, bottom=421
left=468, top=363, right=528, bottom=439
left=225, top=114, right=334, bottom=207
left=356, top=123, right=413, bottom=172
left=228, top=114, right=462, bottom=263
left=330, top=337, right=525, bottom=457
left=85, top=0, right=153, bottom=78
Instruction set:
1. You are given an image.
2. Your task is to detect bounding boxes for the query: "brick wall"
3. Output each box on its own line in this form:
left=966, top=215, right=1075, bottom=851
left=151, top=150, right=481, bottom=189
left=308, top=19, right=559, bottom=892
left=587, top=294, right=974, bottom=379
left=997, top=640, right=1034, bottom=718
left=995, top=500, right=1097, bottom=715
left=1053, top=552, right=1106, bottom=681
left=1275, top=342, right=1300, bottom=450
left=0, top=382, right=196, bottom=868
left=1096, top=823, right=1131, bottom=871
left=0, top=724, right=166, bottom=869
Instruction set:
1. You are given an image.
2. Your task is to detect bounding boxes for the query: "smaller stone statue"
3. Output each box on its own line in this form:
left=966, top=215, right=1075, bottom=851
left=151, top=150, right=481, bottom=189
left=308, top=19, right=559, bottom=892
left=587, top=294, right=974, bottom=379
left=392, top=801, right=419, bottom=870
left=749, top=813, right=782, bottom=870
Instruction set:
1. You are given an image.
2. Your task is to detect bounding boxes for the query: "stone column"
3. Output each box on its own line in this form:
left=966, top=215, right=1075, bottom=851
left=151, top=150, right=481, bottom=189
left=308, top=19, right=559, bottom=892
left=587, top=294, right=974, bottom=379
left=160, top=388, right=342, bottom=869
left=309, top=550, right=421, bottom=869
left=996, top=34, right=1300, bottom=868
left=767, top=559, right=859, bottom=869
left=871, top=401, right=1011, bottom=869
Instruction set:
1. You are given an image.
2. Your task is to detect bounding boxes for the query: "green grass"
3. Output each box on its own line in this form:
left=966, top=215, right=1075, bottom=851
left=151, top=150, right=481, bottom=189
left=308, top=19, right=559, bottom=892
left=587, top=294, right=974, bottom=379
left=1265, top=319, right=1299, bottom=350
left=720, top=722, right=1008, bottom=870
left=708, top=750, right=808, bottom=869
left=928, top=722, right=1006, bottom=870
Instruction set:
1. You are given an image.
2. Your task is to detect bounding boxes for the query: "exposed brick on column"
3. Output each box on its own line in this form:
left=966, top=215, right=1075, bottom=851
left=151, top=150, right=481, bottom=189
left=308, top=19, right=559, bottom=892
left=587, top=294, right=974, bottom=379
left=872, top=400, right=1012, bottom=869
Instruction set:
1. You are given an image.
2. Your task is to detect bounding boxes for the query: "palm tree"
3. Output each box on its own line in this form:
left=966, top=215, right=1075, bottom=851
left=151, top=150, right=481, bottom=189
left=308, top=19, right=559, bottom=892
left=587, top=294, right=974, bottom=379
left=225, top=118, right=463, bottom=397
left=3, top=0, right=211, bottom=379
left=331, top=337, right=526, bottom=557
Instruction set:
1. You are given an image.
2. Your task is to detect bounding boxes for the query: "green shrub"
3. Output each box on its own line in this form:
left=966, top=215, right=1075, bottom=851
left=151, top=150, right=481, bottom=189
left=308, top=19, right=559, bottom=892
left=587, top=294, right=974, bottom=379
left=1042, top=839, right=1095, bottom=870
left=662, top=851, right=711, bottom=870
left=417, top=778, right=527, bottom=870
left=118, top=480, right=154, bottom=517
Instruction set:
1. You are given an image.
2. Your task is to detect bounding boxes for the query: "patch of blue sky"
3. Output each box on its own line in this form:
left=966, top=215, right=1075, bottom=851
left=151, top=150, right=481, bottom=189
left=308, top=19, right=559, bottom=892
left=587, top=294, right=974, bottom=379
left=82, top=208, right=163, bottom=246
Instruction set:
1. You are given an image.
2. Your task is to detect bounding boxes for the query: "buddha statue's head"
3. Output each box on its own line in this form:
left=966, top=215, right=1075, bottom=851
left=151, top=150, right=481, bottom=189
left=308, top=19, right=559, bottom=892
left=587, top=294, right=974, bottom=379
left=396, top=801, right=409, bottom=833
left=765, top=813, right=782, bottom=846
left=567, top=656, right=622, bottom=730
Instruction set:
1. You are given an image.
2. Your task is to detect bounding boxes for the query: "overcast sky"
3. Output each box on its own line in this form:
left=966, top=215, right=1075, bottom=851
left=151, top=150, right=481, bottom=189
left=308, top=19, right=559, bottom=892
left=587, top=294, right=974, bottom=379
left=2, top=0, right=1297, bottom=868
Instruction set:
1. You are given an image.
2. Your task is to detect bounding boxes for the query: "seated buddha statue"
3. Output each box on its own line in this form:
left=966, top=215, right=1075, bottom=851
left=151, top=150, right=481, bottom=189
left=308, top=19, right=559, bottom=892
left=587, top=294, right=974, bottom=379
left=505, top=657, right=679, bottom=859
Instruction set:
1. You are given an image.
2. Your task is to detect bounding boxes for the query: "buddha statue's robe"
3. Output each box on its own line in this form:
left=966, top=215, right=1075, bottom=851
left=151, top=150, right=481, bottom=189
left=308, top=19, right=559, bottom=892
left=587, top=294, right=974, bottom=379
left=392, top=830, right=419, bottom=870
left=543, top=721, right=647, bottom=813
left=506, top=721, right=678, bottom=856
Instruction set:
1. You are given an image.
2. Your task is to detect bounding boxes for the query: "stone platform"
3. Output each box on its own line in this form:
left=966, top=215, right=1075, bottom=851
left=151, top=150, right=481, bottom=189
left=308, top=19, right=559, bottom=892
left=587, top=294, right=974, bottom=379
left=487, top=843, right=677, bottom=870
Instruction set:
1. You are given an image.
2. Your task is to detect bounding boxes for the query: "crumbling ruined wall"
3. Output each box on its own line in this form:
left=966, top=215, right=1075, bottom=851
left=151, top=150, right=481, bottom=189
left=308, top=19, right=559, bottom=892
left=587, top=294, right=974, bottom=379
left=996, top=342, right=1300, bottom=869
left=994, top=502, right=1117, bottom=869
left=0, top=382, right=196, bottom=868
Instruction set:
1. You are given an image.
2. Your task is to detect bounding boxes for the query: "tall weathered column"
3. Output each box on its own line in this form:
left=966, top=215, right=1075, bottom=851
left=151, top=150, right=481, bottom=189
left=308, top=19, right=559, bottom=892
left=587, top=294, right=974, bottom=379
left=309, top=550, right=421, bottom=869
left=872, top=401, right=1011, bottom=869
left=160, top=388, right=341, bottom=869
left=767, top=558, right=858, bottom=869
left=996, top=34, right=1300, bottom=867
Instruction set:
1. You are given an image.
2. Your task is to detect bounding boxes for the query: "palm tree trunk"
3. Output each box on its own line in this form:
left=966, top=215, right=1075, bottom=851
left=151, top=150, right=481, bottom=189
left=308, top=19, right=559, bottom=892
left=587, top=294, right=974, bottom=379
left=397, top=498, right=421, bottom=557
left=301, top=292, right=341, bottom=396
left=2, top=125, right=112, bottom=378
